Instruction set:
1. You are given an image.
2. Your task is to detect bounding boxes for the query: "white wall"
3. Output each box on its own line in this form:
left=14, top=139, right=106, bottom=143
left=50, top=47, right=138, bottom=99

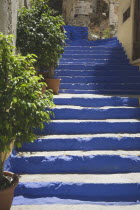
left=118, top=0, right=134, bottom=61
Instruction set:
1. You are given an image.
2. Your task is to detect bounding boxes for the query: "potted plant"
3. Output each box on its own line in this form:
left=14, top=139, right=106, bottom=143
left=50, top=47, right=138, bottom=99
left=16, top=0, right=66, bottom=94
left=0, top=33, right=54, bottom=209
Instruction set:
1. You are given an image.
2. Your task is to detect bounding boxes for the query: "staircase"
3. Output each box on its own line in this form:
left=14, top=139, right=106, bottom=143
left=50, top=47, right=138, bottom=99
left=9, top=37, right=140, bottom=209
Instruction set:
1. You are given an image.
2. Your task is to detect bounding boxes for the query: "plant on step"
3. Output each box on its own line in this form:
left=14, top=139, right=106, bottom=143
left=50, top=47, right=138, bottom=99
left=102, top=28, right=113, bottom=39
left=0, top=33, right=54, bottom=190
left=16, top=0, right=65, bottom=78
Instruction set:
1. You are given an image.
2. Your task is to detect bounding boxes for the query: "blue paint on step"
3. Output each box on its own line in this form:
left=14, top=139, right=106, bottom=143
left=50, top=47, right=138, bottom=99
left=59, top=89, right=140, bottom=95
left=35, top=121, right=140, bottom=135
left=10, top=154, right=140, bottom=174
left=52, top=108, right=140, bottom=120
left=18, top=136, right=140, bottom=152
left=58, top=76, right=140, bottom=83
left=54, top=97, right=139, bottom=107
left=14, top=182, right=140, bottom=202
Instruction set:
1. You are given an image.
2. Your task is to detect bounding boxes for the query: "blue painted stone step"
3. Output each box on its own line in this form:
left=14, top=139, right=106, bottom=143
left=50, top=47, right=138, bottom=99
left=52, top=108, right=140, bottom=120
left=36, top=121, right=140, bottom=135
left=59, top=60, right=129, bottom=65
left=68, top=42, right=121, bottom=47
left=59, top=89, right=140, bottom=95
left=60, top=57, right=128, bottom=62
left=18, top=136, right=140, bottom=152
left=56, top=70, right=140, bottom=77
left=57, top=76, right=140, bottom=83
left=56, top=64, right=138, bottom=70
left=64, top=50, right=125, bottom=55
left=65, top=46, right=123, bottom=51
left=10, top=154, right=140, bottom=174
left=69, top=40, right=120, bottom=45
left=62, top=54, right=128, bottom=60
left=14, top=182, right=140, bottom=202
left=54, top=96, right=139, bottom=107
left=60, top=83, right=140, bottom=90
left=68, top=42, right=122, bottom=47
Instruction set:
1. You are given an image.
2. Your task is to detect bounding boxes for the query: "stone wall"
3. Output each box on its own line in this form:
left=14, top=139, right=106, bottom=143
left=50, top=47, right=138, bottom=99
left=63, top=0, right=119, bottom=35
left=63, top=0, right=97, bottom=27
left=108, top=0, right=119, bottom=34
left=0, top=0, right=30, bottom=45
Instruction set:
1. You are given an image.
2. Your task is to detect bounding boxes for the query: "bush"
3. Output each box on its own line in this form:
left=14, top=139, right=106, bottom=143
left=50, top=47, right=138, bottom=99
left=0, top=33, right=54, bottom=186
left=16, top=0, right=65, bottom=77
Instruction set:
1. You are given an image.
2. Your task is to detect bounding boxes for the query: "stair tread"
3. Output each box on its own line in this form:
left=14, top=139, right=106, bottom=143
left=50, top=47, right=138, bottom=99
left=49, top=119, right=140, bottom=122
left=54, top=94, right=137, bottom=98
left=36, top=134, right=140, bottom=139
left=18, top=173, right=140, bottom=183
left=11, top=204, right=140, bottom=210
left=53, top=106, right=139, bottom=109
left=17, top=150, right=140, bottom=157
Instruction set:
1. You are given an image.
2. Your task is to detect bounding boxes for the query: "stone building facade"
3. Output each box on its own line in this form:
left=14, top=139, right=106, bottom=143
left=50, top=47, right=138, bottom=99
left=118, top=0, right=140, bottom=64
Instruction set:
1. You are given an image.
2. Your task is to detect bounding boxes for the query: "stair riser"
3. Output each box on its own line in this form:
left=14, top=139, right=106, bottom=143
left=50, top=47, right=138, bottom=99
left=68, top=43, right=122, bottom=47
left=14, top=182, right=140, bottom=202
left=59, top=89, right=140, bottom=95
left=60, top=83, right=140, bottom=90
left=65, top=47, right=123, bottom=51
left=56, top=65, right=138, bottom=70
left=56, top=71, right=140, bottom=77
left=64, top=50, right=125, bottom=55
left=11, top=155, right=140, bottom=174
left=60, top=60, right=129, bottom=65
left=58, top=76, right=140, bottom=83
left=65, top=41, right=122, bottom=48
left=52, top=108, right=140, bottom=120
left=36, top=121, right=140, bottom=135
left=69, top=40, right=121, bottom=44
left=54, top=97, right=139, bottom=107
left=18, top=137, right=140, bottom=152
left=62, top=55, right=128, bottom=60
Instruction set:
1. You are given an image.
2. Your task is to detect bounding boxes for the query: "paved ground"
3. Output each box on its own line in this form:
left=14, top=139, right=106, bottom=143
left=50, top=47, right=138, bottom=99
left=11, top=204, right=140, bottom=210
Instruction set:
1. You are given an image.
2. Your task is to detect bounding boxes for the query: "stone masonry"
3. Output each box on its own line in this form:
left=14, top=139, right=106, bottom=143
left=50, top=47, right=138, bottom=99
left=63, top=0, right=119, bottom=34
left=0, top=0, right=30, bottom=46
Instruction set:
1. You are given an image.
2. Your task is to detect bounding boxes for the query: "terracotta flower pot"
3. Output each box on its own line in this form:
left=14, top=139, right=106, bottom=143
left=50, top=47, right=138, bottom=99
left=0, top=171, right=19, bottom=210
left=45, top=78, right=61, bottom=95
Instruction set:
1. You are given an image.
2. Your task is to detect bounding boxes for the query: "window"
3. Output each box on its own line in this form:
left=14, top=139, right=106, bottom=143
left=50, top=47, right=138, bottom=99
left=123, top=7, right=130, bottom=22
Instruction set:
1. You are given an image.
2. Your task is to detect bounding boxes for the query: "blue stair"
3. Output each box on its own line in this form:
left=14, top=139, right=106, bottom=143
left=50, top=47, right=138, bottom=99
left=6, top=34, right=140, bottom=207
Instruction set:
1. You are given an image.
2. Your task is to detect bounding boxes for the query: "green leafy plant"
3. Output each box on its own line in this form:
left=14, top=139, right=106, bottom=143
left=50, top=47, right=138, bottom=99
left=16, top=0, right=65, bottom=78
left=0, top=33, right=54, bottom=190
left=102, top=28, right=112, bottom=39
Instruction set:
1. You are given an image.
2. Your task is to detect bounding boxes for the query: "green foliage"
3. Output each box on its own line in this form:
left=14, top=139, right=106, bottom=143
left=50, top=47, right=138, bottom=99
left=16, top=0, right=65, bottom=76
left=102, top=28, right=112, bottom=39
left=0, top=34, right=54, bottom=176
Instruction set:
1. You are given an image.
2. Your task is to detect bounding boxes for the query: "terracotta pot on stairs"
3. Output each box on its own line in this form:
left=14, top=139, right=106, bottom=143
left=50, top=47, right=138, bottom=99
left=0, top=171, right=19, bottom=210
left=44, top=78, right=61, bottom=95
